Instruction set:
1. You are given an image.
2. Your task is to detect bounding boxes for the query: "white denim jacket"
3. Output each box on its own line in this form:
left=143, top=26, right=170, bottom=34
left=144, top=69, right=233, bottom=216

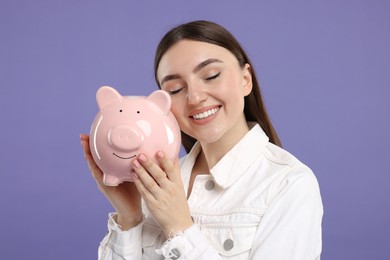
left=98, top=123, right=323, bottom=259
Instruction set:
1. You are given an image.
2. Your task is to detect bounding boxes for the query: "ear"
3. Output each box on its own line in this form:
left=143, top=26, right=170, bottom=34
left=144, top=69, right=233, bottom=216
left=96, top=86, right=122, bottom=109
left=242, top=63, right=253, bottom=97
left=147, top=90, right=171, bottom=115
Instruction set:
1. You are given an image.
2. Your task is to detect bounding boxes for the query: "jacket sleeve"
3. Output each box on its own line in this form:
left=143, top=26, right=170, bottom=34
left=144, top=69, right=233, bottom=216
left=99, top=213, right=223, bottom=260
left=98, top=157, right=225, bottom=259
left=98, top=213, right=143, bottom=260
left=249, top=169, right=323, bottom=260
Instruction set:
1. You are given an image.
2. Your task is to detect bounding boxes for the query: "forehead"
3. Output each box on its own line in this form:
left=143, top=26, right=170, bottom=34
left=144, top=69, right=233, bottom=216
left=157, top=40, right=238, bottom=77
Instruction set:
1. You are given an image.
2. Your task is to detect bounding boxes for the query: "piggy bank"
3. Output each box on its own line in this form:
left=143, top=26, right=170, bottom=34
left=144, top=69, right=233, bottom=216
left=89, top=86, right=181, bottom=186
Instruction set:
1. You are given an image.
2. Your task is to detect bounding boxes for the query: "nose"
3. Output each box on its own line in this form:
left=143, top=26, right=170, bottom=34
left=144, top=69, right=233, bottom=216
left=187, top=83, right=207, bottom=105
left=108, top=126, right=144, bottom=151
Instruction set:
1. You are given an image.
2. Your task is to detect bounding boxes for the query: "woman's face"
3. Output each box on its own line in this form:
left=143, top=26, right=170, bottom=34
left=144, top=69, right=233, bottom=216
left=157, top=40, right=253, bottom=146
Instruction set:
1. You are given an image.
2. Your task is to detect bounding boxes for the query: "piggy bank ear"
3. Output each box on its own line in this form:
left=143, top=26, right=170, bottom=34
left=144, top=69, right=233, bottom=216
left=147, top=90, right=171, bottom=115
left=96, top=86, right=122, bottom=109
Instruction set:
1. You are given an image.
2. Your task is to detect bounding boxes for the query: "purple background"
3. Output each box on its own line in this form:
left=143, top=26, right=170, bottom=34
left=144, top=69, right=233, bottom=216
left=1, top=1, right=389, bottom=259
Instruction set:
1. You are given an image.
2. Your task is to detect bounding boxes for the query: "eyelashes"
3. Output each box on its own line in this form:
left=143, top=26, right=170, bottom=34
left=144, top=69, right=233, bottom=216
left=168, top=89, right=182, bottom=95
left=167, top=72, right=221, bottom=95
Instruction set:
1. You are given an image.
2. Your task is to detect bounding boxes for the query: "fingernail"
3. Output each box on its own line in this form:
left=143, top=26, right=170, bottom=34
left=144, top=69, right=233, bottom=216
left=133, top=159, right=141, bottom=168
left=132, top=171, right=139, bottom=179
left=157, top=151, right=164, bottom=159
left=138, top=154, right=147, bottom=162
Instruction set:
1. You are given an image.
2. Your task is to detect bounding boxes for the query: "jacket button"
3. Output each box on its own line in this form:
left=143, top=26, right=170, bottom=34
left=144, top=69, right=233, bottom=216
left=223, top=238, right=234, bottom=251
left=169, top=248, right=180, bottom=259
left=205, top=180, right=215, bottom=190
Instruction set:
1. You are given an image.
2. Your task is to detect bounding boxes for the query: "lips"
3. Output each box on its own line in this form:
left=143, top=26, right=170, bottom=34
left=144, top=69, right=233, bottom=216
left=113, top=153, right=136, bottom=159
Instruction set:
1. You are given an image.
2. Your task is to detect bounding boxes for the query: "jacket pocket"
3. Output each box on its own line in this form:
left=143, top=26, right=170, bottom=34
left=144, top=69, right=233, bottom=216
left=201, top=222, right=258, bottom=258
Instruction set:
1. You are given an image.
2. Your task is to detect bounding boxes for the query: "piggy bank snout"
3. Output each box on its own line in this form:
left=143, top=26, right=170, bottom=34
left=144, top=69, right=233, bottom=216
left=108, top=126, right=144, bottom=151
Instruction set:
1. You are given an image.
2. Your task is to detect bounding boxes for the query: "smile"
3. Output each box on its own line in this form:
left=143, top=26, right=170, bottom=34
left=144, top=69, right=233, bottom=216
left=191, top=106, right=220, bottom=120
left=113, top=153, right=136, bottom=159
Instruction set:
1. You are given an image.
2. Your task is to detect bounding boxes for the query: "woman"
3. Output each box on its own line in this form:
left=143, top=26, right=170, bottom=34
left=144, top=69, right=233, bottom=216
left=81, top=20, right=323, bottom=259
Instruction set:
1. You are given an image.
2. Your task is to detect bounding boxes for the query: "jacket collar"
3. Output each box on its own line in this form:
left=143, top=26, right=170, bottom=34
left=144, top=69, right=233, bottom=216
left=182, top=123, right=269, bottom=189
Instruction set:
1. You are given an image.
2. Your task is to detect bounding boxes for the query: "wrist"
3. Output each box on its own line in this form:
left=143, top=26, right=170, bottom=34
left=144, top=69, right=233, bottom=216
left=115, top=213, right=143, bottom=231
left=163, top=219, right=194, bottom=239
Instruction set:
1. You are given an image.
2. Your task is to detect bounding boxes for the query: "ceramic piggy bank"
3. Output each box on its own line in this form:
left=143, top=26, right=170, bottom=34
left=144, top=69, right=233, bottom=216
left=89, top=86, right=181, bottom=186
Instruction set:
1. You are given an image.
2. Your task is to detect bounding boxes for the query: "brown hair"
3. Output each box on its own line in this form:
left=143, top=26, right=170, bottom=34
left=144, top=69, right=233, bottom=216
left=154, top=20, right=282, bottom=153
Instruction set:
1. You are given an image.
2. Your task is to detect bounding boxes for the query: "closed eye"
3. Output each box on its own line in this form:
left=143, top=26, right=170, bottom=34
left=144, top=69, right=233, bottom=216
left=205, top=72, right=220, bottom=81
left=168, top=88, right=183, bottom=95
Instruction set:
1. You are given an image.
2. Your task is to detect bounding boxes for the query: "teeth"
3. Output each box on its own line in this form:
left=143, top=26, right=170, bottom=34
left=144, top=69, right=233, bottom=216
left=192, top=107, right=219, bottom=120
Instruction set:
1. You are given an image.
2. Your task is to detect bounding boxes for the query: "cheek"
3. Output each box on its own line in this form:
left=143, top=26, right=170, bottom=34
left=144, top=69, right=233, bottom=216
left=170, top=100, right=185, bottom=120
left=170, top=100, right=192, bottom=132
left=223, top=76, right=246, bottom=99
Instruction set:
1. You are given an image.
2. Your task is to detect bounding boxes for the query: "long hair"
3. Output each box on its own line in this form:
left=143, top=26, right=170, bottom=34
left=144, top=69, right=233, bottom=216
left=154, top=20, right=282, bottom=153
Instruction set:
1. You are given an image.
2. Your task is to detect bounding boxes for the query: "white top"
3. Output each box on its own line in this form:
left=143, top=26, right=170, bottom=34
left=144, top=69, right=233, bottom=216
left=98, top=123, right=323, bottom=260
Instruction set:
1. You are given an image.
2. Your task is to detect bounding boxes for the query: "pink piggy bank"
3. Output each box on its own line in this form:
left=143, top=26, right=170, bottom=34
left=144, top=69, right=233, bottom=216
left=89, top=86, right=181, bottom=186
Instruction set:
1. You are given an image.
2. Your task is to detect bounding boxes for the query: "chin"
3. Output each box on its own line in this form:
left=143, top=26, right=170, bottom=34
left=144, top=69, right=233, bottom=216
left=195, top=129, right=225, bottom=144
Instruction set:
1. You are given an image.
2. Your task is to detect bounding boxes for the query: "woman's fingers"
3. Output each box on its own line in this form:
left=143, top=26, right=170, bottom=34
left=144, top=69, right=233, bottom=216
left=135, top=154, right=170, bottom=188
left=86, top=153, right=104, bottom=184
left=80, top=134, right=104, bottom=186
left=80, top=134, right=92, bottom=154
left=132, top=170, right=157, bottom=203
left=132, top=157, right=163, bottom=200
left=155, top=151, right=180, bottom=183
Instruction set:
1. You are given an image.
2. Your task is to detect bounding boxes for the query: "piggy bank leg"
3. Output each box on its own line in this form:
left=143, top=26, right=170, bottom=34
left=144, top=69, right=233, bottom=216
left=103, top=174, right=122, bottom=186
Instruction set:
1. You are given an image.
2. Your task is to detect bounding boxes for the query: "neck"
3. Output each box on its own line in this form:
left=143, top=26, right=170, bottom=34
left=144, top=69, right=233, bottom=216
left=199, top=118, right=249, bottom=170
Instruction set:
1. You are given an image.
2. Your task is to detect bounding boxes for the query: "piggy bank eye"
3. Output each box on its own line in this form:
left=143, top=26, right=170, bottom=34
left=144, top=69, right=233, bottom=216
left=119, top=109, right=123, bottom=112
left=137, top=111, right=140, bottom=114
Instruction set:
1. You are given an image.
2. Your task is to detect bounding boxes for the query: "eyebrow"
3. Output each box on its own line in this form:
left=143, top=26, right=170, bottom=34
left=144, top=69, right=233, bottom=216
left=160, top=58, right=222, bottom=86
left=193, top=58, right=222, bottom=73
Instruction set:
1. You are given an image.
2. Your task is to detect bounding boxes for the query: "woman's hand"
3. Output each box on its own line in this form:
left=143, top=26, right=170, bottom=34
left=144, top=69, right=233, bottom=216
left=132, top=152, right=193, bottom=238
left=80, top=134, right=143, bottom=230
